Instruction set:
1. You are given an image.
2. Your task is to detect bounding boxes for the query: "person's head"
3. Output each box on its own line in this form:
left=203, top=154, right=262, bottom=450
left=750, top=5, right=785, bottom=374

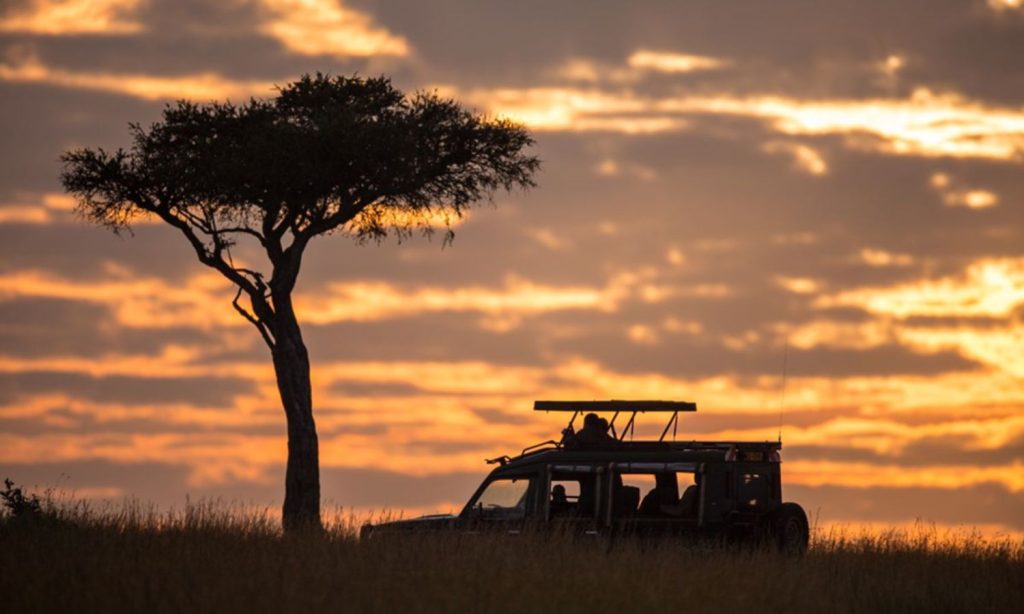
left=552, top=484, right=567, bottom=502
left=597, top=417, right=610, bottom=433
left=583, top=412, right=601, bottom=429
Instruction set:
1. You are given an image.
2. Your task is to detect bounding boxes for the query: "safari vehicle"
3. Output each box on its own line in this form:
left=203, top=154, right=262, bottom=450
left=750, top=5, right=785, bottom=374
left=360, top=400, right=810, bottom=553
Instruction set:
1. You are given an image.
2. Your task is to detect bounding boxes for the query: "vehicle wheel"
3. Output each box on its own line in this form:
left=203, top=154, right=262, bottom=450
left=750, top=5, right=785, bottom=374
left=773, top=502, right=809, bottom=556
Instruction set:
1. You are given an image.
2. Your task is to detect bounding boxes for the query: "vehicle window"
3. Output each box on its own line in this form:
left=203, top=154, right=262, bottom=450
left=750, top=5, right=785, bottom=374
left=474, top=478, right=531, bottom=519
left=676, top=472, right=696, bottom=493
left=616, top=471, right=697, bottom=519
left=620, top=473, right=656, bottom=493
left=550, top=472, right=598, bottom=519
left=740, top=472, right=771, bottom=508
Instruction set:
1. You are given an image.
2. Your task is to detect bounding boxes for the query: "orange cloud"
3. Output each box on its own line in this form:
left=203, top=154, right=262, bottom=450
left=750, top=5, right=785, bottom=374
left=0, top=262, right=647, bottom=332
left=455, top=83, right=1024, bottom=160
left=819, top=258, right=1024, bottom=318
left=858, top=248, right=914, bottom=267
left=666, top=88, right=1024, bottom=160
left=929, top=172, right=1000, bottom=209
left=776, top=276, right=821, bottom=294
left=761, top=141, right=828, bottom=175
left=0, top=192, right=83, bottom=224
left=256, top=0, right=409, bottom=58
left=988, top=0, right=1023, bottom=11
left=0, top=0, right=142, bottom=35
left=627, top=50, right=728, bottom=73
left=0, top=54, right=279, bottom=101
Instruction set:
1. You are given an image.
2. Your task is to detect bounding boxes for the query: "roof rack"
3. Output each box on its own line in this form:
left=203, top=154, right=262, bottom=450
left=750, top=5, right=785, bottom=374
left=533, top=399, right=697, bottom=444
left=533, top=400, right=696, bottom=412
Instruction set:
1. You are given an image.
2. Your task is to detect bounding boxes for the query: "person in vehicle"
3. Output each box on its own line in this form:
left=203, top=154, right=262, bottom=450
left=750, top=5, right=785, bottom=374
left=677, top=473, right=701, bottom=517
left=638, top=473, right=679, bottom=516
left=550, top=484, right=570, bottom=516
left=564, top=413, right=618, bottom=450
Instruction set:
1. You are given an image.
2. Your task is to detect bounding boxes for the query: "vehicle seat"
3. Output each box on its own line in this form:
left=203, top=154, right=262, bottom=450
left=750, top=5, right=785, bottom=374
left=638, top=486, right=675, bottom=516
left=677, top=484, right=699, bottom=517
left=615, top=486, right=640, bottom=518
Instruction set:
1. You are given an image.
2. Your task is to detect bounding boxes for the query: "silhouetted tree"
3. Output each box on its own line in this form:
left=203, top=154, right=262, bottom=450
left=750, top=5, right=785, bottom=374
left=60, top=74, right=540, bottom=531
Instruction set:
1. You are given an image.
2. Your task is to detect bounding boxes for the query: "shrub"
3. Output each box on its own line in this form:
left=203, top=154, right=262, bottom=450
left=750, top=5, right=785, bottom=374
left=0, top=479, right=43, bottom=519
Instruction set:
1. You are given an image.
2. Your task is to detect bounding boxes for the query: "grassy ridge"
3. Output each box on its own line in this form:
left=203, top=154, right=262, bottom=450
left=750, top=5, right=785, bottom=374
left=2, top=501, right=1023, bottom=613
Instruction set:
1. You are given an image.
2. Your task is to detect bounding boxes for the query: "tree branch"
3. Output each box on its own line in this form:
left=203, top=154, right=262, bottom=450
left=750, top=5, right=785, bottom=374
left=142, top=201, right=261, bottom=298
left=233, top=287, right=276, bottom=349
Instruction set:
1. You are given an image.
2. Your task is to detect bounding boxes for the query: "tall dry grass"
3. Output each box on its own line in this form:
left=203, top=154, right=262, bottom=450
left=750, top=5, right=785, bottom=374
left=2, top=497, right=1022, bottom=613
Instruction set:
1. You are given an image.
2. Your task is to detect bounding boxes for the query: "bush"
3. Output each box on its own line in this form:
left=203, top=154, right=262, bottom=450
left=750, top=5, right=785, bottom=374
left=0, top=479, right=43, bottom=519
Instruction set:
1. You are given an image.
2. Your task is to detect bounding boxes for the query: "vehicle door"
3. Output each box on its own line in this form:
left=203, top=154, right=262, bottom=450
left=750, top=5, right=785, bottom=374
left=698, top=463, right=734, bottom=526
left=611, top=462, right=698, bottom=537
left=464, top=471, right=539, bottom=534
left=545, top=463, right=604, bottom=535
left=736, top=463, right=775, bottom=512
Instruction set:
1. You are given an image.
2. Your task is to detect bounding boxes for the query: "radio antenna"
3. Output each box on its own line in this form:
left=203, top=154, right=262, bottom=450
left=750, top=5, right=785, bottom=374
left=778, top=336, right=789, bottom=443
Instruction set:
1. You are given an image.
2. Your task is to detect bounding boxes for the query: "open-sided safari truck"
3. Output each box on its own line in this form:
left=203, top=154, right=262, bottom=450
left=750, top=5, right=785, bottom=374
left=360, top=400, right=810, bottom=554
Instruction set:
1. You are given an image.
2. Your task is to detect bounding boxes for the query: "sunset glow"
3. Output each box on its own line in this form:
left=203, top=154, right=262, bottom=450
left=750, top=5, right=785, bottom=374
left=2, top=0, right=1023, bottom=536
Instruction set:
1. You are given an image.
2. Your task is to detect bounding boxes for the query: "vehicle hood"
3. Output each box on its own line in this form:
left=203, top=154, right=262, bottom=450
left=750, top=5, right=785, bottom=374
left=361, top=513, right=457, bottom=537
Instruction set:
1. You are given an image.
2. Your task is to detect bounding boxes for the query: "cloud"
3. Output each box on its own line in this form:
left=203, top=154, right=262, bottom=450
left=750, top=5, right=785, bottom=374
left=451, top=85, right=687, bottom=133
left=0, top=371, right=254, bottom=407
left=0, top=0, right=142, bottom=35
left=626, top=323, right=659, bottom=345
left=666, top=88, right=1024, bottom=160
left=626, top=50, right=728, bottom=74
left=819, top=258, right=1024, bottom=319
left=0, top=265, right=683, bottom=335
left=299, top=274, right=631, bottom=325
left=456, top=82, right=1024, bottom=160
left=0, top=53, right=279, bottom=101
left=988, top=0, right=1024, bottom=11
left=776, top=276, right=821, bottom=294
left=0, top=193, right=79, bottom=225
left=929, top=172, right=1000, bottom=209
left=524, top=227, right=571, bottom=251
left=0, top=269, right=244, bottom=330
left=805, top=259, right=1024, bottom=375
left=592, top=158, right=657, bottom=180
left=255, top=0, right=409, bottom=59
left=761, top=141, right=828, bottom=176
left=857, top=248, right=914, bottom=267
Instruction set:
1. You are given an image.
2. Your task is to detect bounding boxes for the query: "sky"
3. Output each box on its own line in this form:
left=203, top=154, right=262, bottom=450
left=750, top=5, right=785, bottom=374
left=2, top=0, right=1024, bottom=534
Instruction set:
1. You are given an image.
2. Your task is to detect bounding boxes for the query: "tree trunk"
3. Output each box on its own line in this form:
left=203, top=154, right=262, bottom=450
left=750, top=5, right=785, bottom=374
left=271, top=294, right=321, bottom=532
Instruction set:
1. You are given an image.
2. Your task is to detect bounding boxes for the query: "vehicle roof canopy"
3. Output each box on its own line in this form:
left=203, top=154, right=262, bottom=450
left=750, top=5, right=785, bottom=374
left=533, top=400, right=696, bottom=412
left=478, top=399, right=781, bottom=468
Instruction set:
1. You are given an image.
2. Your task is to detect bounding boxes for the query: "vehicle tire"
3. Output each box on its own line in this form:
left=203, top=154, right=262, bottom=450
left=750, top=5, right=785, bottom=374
left=772, top=502, right=809, bottom=555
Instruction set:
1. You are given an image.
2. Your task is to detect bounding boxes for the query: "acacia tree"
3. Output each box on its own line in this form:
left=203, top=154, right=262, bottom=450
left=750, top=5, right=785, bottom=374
left=61, top=74, right=539, bottom=531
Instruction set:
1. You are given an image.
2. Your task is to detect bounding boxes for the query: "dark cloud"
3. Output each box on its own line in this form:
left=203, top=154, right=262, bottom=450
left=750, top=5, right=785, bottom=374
left=470, top=407, right=535, bottom=425
left=0, top=459, right=484, bottom=511
left=790, top=483, right=1024, bottom=530
left=0, top=297, right=213, bottom=358
left=0, top=371, right=254, bottom=406
left=685, top=407, right=862, bottom=433
left=0, top=414, right=283, bottom=436
left=554, top=324, right=978, bottom=378
left=0, top=83, right=161, bottom=197
left=306, top=315, right=548, bottom=365
left=0, top=459, right=193, bottom=507
left=788, top=436, right=1024, bottom=469
left=360, top=0, right=1024, bottom=101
